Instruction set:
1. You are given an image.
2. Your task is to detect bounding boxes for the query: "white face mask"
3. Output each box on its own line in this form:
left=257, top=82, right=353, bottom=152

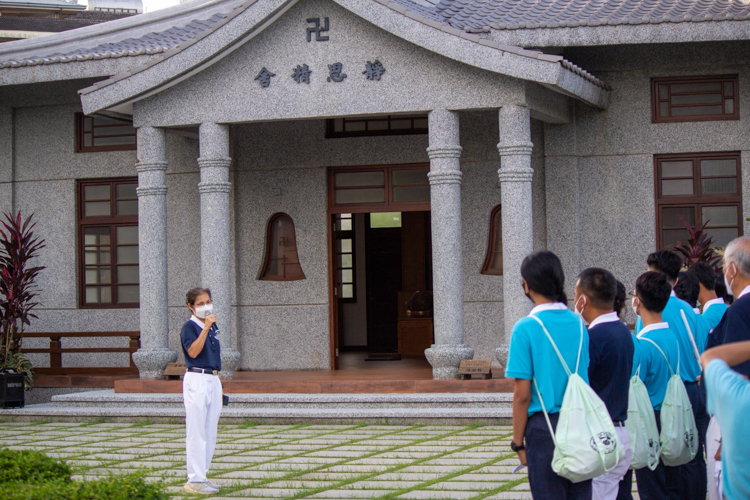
left=573, top=296, right=589, bottom=325
left=631, top=297, right=640, bottom=317
left=725, top=264, right=736, bottom=297
left=194, top=304, right=213, bottom=319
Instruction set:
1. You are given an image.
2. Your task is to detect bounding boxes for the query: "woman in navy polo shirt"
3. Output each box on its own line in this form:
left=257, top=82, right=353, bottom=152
left=181, top=287, right=223, bottom=495
left=506, top=251, right=592, bottom=499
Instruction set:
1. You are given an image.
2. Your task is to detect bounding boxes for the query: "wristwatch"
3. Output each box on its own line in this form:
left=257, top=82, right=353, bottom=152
left=510, top=441, right=525, bottom=452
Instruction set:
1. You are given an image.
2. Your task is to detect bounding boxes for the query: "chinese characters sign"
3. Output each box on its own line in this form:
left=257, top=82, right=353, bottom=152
left=254, top=60, right=385, bottom=88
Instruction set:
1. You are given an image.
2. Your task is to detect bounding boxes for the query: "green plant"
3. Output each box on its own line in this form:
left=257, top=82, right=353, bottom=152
left=0, top=449, right=72, bottom=484
left=0, top=212, right=45, bottom=390
left=671, top=216, right=721, bottom=271
left=0, top=472, right=167, bottom=500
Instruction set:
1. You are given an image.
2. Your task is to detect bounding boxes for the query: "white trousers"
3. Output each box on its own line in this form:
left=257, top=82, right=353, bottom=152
left=183, top=371, right=223, bottom=483
left=706, top=416, right=723, bottom=500
left=593, top=426, right=633, bottom=500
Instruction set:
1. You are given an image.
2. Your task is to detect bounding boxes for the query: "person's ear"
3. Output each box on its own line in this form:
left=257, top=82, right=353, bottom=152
left=522, top=280, right=530, bottom=295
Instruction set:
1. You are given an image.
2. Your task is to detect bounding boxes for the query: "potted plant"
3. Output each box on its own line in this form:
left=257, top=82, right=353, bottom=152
left=406, top=290, right=433, bottom=318
left=0, top=212, right=45, bottom=408
left=671, top=216, right=722, bottom=271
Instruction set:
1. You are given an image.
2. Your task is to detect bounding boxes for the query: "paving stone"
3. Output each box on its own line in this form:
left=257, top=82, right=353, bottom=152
left=452, top=473, right=517, bottom=481
left=229, top=488, right=299, bottom=497
left=484, top=493, right=533, bottom=499
left=343, top=480, right=421, bottom=489
left=218, top=470, right=288, bottom=479
left=310, top=489, right=396, bottom=498
left=427, top=481, right=504, bottom=490
left=397, top=490, right=478, bottom=499
left=370, top=472, right=445, bottom=481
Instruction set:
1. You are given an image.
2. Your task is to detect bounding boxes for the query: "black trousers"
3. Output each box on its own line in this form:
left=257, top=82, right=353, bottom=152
left=633, top=409, right=684, bottom=500
left=526, top=411, right=592, bottom=499
left=680, top=380, right=709, bottom=500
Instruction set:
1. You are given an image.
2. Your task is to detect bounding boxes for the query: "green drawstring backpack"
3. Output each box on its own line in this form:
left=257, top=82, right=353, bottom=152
left=625, top=366, right=661, bottom=470
left=639, top=336, right=698, bottom=467
left=530, top=315, right=625, bottom=483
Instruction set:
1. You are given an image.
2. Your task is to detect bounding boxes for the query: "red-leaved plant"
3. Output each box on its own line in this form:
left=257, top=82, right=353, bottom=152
left=0, top=212, right=45, bottom=389
left=671, top=216, right=721, bottom=271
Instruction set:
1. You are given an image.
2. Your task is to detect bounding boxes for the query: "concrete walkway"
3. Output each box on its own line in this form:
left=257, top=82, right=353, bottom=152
left=0, top=421, right=641, bottom=499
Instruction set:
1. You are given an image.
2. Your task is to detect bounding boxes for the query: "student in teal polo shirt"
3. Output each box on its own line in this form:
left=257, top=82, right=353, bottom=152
left=507, top=251, right=591, bottom=499
left=636, top=250, right=708, bottom=499
left=701, top=339, right=750, bottom=500
left=632, top=271, right=680, bottom=500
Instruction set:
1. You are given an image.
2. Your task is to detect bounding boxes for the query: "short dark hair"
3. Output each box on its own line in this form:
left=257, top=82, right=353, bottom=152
left=689, top=262, right=716, bottom=291
left=635, top=271, right=671, bottom=313
left=646, top=250, right=683, bottom=283
left=577, top=268, right=617, bottom=310
left=614, top=281, right=627, bottom=319
left=521, top=251, right=568, bottom=303
left=674, top=271, right=699, bottom=308
left=186, top=287, right=211, bottom=306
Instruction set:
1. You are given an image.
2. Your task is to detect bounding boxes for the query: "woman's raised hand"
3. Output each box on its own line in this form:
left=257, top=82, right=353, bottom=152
left=204, top=314, right=217, bottom=329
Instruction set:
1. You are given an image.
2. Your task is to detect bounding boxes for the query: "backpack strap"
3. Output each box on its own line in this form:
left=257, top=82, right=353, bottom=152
left=528, top=313, right=585, bottom=448
left=639, top=335, right=679, bottom=377
left=528, top=314, right=585, bottom=377
left=680, top=309, right=703, bottom=371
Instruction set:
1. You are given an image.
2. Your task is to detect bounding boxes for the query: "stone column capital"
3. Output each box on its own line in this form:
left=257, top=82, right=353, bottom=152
left=428, top=171, right=463, bottom=186
left=497, top=142, right=534, bottom=157
left=497, top=168, right=534, bottom=183
left=198, top=182, right=232, bottom=194
left=136, top=186, right=168, bottom=197
left=136, top=161, right=168, bottom=173
left=197, top=157, right=232, bottom=168
left=426, top=145, right=463, bottom=159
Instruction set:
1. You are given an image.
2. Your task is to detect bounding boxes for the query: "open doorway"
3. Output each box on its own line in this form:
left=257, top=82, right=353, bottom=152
left=327, top=165, right=433, bottom=370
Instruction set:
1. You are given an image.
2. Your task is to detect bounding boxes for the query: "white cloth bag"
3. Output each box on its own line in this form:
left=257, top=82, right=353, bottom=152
left=530, top=315, right=625, bottom=483
left=639, top=336, right=698, bottom=467
left=624, top=367, right=661, bottom=470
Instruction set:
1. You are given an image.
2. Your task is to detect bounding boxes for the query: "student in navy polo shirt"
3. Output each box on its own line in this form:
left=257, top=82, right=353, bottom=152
left=703, top=236, right=750, bottom=500
left=636, top=250, right=708, bottom=500
left=574, top=268, right=634, bottom=500
left=506, top=251, right=591, bottom=499
left=632, top=272, right=681, bottom=500
left=181, top=287, right=223, bottom=495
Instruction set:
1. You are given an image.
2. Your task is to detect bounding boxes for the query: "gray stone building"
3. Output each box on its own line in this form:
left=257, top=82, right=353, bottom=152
left=0, top=0, right=747, bottom=381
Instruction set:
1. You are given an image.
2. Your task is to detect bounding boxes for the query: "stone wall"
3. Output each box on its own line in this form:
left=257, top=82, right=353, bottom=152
left=545, top=41, right=750, bottom=325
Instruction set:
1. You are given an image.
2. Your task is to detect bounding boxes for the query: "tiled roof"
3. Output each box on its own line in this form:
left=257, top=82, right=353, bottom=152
left=0, top=13, right=224, bottom=68
left=433, top=0, right=750, bottom=32
left=0, top=13, right=132, bottom=33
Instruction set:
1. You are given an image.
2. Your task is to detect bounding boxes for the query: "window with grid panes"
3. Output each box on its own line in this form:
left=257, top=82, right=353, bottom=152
left=652, top=75, right=739, bottom=123
left=76, top=113, right=136, bottom=152
left=334, top=214, right=356, bottom=301
left=326, top=115, right=428, bottom=138
left=655, top=153, right=743, bottom=251
left=78, top=179, right=139, bottom=308
left=329, top=165, right=430, bottom=212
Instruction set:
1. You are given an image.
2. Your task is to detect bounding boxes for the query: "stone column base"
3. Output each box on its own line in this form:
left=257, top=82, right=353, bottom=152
left=495, top=346, right=509, bottom=377
left=424, top=344, right=474, bottom=380
left=219, top=348, right=241, bottom=379
left=132, top=348, right=177, bottom=379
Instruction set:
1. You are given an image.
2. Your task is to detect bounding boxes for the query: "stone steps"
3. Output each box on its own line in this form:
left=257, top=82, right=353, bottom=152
left=0, top=390, right=514, bottom=424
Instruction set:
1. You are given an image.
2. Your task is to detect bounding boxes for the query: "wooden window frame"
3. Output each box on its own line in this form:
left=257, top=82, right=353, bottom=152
left=78, top=178, right=139, bottom=309
left=651, top=75, right=739, bottom=123
left=481, top=205, right=503, bottom=275
left=325, top=115, right=428, bottom=138
left=654, top=152, right=743, bottom=250
left=328, top=164, right=431, bottom=214
left=76, top=113, right=137, bottom=153
left=259, top=213, right=306, bottom=282
left=334, top=214, right=357, bottom=303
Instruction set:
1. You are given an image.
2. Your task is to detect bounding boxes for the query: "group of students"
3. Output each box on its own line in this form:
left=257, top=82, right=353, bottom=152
left=507, top=237, right=750, bottom=500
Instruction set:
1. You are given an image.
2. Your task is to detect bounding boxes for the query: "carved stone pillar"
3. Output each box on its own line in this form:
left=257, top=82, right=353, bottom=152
left=424, top=108, right=474, bottom=379
left=198, top=122, right=240, bottom=378
left=132, top=126, right=176, bottom=379
left=496, top=104, right=534, bottom=364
